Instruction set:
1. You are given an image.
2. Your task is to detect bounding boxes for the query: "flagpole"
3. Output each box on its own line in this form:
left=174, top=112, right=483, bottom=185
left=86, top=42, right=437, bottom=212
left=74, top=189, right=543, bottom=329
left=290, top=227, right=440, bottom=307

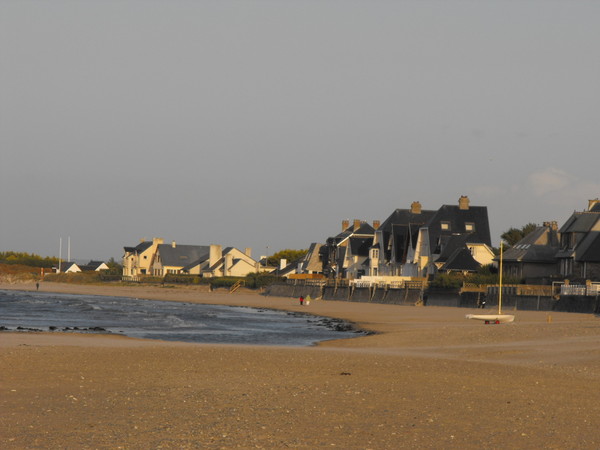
left=498, top=241, right=503, bottom=315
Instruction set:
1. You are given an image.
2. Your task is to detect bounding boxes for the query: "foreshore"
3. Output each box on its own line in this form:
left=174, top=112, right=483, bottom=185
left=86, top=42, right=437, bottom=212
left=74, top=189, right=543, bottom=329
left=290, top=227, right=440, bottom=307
left=2, top=282, right=600, bottom=448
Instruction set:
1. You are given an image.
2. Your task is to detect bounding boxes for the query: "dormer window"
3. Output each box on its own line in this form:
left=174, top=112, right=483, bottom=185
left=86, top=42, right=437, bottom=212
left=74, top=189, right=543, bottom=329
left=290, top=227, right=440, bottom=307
left=465, top=223, right=475, bottom=232
left=441, top=222, right=450, bottom=231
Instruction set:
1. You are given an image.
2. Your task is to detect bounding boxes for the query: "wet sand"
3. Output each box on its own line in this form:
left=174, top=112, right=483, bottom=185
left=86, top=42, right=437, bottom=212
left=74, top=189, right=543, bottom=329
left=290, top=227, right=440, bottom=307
left=2, top=282, right=600, bottom=448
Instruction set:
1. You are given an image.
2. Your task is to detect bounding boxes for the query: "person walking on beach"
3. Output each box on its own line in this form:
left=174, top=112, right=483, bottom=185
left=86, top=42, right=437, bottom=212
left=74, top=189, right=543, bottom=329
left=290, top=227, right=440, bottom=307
left=299, top=295, right=304, bottom=305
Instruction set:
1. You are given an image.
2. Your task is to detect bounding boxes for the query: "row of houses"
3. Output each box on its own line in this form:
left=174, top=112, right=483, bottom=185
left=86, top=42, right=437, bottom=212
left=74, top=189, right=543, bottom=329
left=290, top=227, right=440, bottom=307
left=59, top=260, right=110, bottom=273
left=121, top=196, right=600, bottom=285
left=503, top=199, right=600, bottom=284
left=282, top=196, right=494, bottom=281
left=284, top=196, right=600, bottom=285
left=122, top=238, right=266, bottom=278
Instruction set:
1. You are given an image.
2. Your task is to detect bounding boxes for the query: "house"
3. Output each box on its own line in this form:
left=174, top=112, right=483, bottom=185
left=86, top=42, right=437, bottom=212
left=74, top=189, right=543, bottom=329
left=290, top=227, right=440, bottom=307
left=123, top=238, right=164, bottom=277
left=436, top=234, right=495, bottom=275
left=182, top=245, right=258, bottom=277
left=278, top=243, right=325, bottom=278
left=371, top=201, right=436, bottom=277
left=151, top=242, right=210, bottom=276
left=61, top=261, right=81, bottom=273
left=501, top=221, right=560, bottom=284
left=322, top=219, right=378, bottom=279
left=413, top=196, right=492, bottom=277
left=80, top=260, right=110, bottom=272
left=556, top=199, right=600, bottom=280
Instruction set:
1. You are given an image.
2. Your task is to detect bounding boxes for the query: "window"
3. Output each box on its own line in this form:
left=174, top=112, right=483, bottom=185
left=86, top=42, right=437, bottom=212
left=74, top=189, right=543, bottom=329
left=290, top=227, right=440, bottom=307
left=465, top=223, right=475, bottom=232
left=441, top=222, right=450, bottom=231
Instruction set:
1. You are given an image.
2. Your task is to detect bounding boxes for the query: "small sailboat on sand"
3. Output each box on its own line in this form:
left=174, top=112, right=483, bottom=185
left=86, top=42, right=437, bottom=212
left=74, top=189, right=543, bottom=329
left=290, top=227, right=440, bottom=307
left=466, top=242, right=515, bottom=324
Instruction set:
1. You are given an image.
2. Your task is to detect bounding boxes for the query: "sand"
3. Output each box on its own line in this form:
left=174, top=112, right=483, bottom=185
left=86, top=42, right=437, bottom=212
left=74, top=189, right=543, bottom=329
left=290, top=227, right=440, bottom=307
left=2, top=282, right=600, bottom=449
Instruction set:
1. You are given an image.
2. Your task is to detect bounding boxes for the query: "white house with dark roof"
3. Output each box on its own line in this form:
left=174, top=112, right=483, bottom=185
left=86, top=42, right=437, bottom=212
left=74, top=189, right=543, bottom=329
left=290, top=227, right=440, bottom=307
left=123, top=238, right=164, bottom=277
left=412, top=196, right=492, bottom=277
left=151, top=242, right=211, bottom=276
left=182, top=245, right=258, bottom=277
left=371, top=201, right=436, bottom=277
left=323, top=219, right=378, bottom=279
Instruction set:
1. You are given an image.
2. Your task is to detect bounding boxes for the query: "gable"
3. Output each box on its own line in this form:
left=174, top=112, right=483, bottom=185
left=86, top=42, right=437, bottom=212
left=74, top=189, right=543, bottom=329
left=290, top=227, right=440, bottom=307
left=426, top=205, right=491, bottom=250
left=440, top=248, right=480, bottom=272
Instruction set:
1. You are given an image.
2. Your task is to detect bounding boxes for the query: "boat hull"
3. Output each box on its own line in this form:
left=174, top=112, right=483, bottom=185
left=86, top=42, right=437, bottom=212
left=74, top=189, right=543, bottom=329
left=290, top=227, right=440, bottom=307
left=465, top=314, right=515, bottom=324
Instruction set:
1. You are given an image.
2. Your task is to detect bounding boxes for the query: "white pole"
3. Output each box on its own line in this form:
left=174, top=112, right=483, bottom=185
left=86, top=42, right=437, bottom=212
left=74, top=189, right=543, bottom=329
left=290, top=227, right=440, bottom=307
left=58, top=237, right=62, bottom=273
left=498, top=241, right=503, bottom=315
left=68, top=236, right=71, bottom=262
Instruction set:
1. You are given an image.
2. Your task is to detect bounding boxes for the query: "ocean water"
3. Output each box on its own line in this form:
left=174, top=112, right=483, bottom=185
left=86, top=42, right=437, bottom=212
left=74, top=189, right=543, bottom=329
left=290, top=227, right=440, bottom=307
left=0, top=290, right=363, bottom=346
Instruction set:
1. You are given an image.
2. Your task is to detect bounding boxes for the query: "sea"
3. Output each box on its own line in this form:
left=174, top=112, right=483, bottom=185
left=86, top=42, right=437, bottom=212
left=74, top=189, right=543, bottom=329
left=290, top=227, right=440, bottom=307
left=0, top=290, right=363, bottom=346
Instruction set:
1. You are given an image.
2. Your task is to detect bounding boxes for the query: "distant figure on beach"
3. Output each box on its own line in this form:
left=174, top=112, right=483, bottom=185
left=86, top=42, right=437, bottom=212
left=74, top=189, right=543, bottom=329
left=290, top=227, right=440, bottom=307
left=36, top=282, right=39, bottom=291
left=299, top=296, right=304, bottom=305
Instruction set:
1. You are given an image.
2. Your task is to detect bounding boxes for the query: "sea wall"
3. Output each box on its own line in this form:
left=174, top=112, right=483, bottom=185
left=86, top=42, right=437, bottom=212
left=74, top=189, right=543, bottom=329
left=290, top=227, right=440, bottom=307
left=265, top=283, right=590, bottom=313
left=553, top=295, right=600, bottom=314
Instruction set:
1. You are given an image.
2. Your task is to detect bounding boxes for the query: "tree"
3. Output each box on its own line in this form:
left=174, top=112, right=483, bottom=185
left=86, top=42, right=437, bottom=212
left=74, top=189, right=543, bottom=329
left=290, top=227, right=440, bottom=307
left=501, top=223, right=538, bottom=247
left=267, top=249, right=308, bottom=266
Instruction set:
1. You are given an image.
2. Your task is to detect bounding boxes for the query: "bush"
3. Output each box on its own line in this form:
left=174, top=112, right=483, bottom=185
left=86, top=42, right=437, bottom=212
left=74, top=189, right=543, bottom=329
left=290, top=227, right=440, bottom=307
left=245, top=272, right=282, bottom=289
left=43, top=272, right=102, bottom=284
left=429, top=273, right=464, bottom=290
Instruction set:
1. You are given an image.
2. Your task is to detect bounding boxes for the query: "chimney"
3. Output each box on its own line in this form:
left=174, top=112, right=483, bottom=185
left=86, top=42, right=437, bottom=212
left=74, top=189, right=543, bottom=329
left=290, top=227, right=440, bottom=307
left=140, top=238, right=146, bottom=243
left=244, top=247, right=252, bottom=258
left=342, top=219, right=349, bottom=231
left=373, top=220, right=380, bottom=230
left=459, top=195, right=470, bottom=210
left=279, top=259, right=287, bottom=270
left=171, top=241, right=176, bottom=248
left=354, top=219, right=361, bottom=231
left=209, top=245, right=222, bottom=268
left=224, top=253, right=233, bottom=276
left=588, top=198, right=599, bottom=211
left=153, top=237, right=164, bottom=245
left=411, top=201, right=422, bottom=214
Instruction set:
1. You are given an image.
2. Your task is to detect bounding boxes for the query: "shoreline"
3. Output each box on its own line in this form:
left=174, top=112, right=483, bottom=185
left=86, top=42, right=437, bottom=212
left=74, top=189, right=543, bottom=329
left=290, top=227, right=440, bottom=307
left=3, top=282, right=600, bottom=447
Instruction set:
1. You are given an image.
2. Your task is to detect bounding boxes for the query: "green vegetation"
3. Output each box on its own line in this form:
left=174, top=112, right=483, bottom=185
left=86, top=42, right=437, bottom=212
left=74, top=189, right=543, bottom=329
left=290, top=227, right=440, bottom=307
left=161, top=272, right=283, bottom=289
left=501, top=223, right=538, bottom=247
left=0, top=251, right=58, bottom=268
left=429, top=265, right=521, bottom=290
left=43, top=271, right=104, bottom=284
left=267, top=249, right=308, bottom=266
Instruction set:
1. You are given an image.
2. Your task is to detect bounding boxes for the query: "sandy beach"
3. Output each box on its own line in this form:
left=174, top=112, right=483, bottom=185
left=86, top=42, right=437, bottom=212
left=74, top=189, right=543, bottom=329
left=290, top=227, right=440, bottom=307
left=2, top=282, right=600, bottom=448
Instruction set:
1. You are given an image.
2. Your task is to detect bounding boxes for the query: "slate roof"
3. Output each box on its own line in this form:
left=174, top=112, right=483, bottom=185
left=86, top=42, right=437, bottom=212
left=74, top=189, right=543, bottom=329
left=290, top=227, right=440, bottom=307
left=502, top=225, right=560, bottom=264
left=576, top=231, right=600, bottom=262
left=124, top=241, right=153, bottom=254
left=333, top=222, right=376, bottom=244
left=436, top=234, right=473, bottom=264
left=348, top=237, right=372, bottom=258
left=425, top=204, right=491, bottom=253
left=378, top=208, right=436, bottom=261
left=80, top=260, right=108, bottom=271
left=275, top=244, right=324, bottom=276
left=157, top=244, right=210, bottom=268
left=559, top=212, right=600, bottom=234
left=440, top=248, right=480, bottom=272
left=303, top=243, right=324, bottom=273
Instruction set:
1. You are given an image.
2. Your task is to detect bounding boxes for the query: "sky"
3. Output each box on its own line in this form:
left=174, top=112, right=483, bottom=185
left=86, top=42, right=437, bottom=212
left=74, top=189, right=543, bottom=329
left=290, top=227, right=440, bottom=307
left=1, top=1, right=599, bottom=262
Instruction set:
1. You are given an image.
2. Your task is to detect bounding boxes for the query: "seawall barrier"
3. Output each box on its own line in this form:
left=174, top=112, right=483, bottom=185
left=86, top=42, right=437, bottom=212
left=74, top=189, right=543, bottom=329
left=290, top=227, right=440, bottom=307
left=264, top=283, right=595, bottom=313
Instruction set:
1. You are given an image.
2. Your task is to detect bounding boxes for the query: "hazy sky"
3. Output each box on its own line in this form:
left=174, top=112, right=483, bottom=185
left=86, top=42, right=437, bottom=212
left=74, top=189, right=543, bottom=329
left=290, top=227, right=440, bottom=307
left=1, top=1, right=599, bottom=261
